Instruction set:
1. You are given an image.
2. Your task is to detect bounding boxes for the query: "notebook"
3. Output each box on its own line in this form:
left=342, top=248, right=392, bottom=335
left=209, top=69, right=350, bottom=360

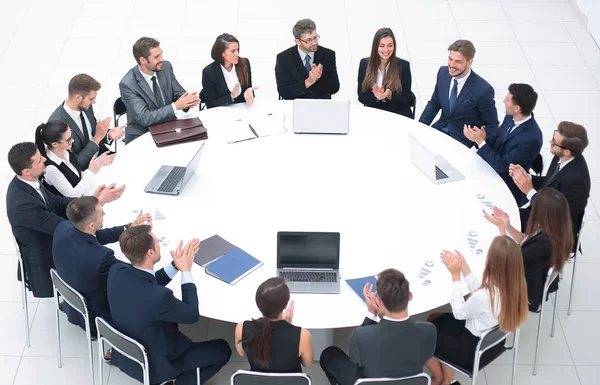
left=204, top=247, right=263, bottom=285
left=194, top=235, right=235, bottom=267
left=345, top=276, right=377, bottom=303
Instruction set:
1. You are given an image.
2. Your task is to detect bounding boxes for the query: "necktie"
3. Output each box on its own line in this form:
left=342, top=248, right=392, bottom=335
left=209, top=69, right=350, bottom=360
left=304, top=55, right=311, bottom=74
left=449, top=79, right=458, bottom=111
left=79, top=112, right=90, bottom=142
left=38, top=181, right=48, bottom=205
left=543, top=163, right=562, bottom=187
left=151, top=76, right=164, bottom=107
left=502, top=123, right=516, bottom=143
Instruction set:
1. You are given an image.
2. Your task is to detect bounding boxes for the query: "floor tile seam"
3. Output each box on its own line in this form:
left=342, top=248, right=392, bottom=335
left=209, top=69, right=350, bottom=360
left=556, top=306, right=584, bottom=383
left=0, top=1, right=30, bottom=64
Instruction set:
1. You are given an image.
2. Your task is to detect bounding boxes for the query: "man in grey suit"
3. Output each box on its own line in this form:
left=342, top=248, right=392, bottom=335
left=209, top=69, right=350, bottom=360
left=320, top=269, right=436, bottom=385
left=119, top=37, right=200, bottom=144
left=48, top=74, right=126, bottom=170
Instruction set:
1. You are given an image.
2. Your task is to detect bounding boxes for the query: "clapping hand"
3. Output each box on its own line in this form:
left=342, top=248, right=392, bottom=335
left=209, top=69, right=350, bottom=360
left=231, top=83, right=241, bottom=100
left=93, top=183, right=126, bottom=205
left=440, top=249, right=463, bottom=278
left=131, top=209, right=152, bottom=227
left=175, top=92, right=200, bottom=110
left=509, top=163, right=534, bottom=195
left=483, top=206, right=510, bottom=231
left=243, top=87, right=258, bottom=104
left=170, top=238, right=200, bottom=272
left=464, top=124, right=486, bottom=146
left=108, top=124, right=126, bottom=140
left=283, top=300, right=295, bottom=323
left=363, top=282, right=382, bottom=317
left=87, top=153, right=115, bottom=174
left=93, top=117, right=111, bottom=143
left=372, top=85, right=387, bottom=101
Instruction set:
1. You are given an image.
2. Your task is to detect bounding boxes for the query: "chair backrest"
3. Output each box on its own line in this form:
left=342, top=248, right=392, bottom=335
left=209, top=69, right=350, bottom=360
left=530, top=153, right=543, bottom=176
left=49, top=269, right=88, bottom=317
left=113, top=97, right=127, bottom=125
left=409, top=91, right=417, bottom=119
left=354, top=373, right=431, bottom=385
left=543, top=267, right=560, bottom=297
left=478, top=326, right=510, bottom=353
left=574, top=214, right=586, bottom=256
left=199, top=89, right=206, bottom=110
left=95, top=317, right=148, bottom=368
left=231, top=370, right=311, bottom=385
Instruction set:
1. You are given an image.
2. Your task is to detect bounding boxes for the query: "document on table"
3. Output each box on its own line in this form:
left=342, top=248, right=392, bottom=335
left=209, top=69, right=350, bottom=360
left=226, top=113, right=287, bottom=144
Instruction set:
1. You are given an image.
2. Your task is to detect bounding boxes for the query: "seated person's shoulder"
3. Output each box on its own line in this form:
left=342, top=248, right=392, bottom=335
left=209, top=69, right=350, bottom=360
left=412, top=320, right=437, bottom=339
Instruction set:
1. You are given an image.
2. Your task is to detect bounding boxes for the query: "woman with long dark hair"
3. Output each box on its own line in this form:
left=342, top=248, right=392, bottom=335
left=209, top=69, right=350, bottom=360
left=201, top=33, right=257, bottom=108
left=357, top=28, right=413, bottom=118
left=425, top=236, right=529, bottom=385
left=234, top=277, right=313, bottom=372
left=34, top=120, right=113, bottom=197
left=484, top=187, right=573, bottom=311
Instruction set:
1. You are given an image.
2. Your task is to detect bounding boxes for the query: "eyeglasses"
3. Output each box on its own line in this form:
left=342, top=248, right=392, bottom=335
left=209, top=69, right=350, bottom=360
left=551, top=130, right=568, bottom=150
left=60, top=136, right=74, bottom=144
left=298, top=34, right=320, bottom=44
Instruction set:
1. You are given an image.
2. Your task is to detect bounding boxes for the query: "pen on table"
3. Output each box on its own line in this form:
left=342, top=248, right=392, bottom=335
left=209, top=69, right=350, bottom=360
left=248, top=124, right=259, bottom=138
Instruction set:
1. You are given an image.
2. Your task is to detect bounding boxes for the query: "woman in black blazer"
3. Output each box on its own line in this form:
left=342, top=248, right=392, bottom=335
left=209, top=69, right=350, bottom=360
left=484, top=188, right=573, bottom=311
left=357, top=28, right=413, bottom=118
left=202, top=33, right=256, bottom=109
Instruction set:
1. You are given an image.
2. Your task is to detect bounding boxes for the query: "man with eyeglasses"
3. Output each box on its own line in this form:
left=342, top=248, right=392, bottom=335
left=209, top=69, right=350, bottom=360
left=509, top=121, right=590, bottom=244
left=49, top=74, right=126, bottom=170
left=275, top=19, right=340, bottom=100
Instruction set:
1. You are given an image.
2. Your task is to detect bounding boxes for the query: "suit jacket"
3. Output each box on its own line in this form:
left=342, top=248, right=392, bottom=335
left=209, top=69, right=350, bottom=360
left=349, top=317, right=436, bottom=379
left=521, top=232, right=552, bottom=311
left=477, top=114, right=543, bottom=206
left=108, top=262, right=199, bottom=384
left=275, top=46, right=340, bottom=100
left=357, top=57, right=414, bottom=118
left=52, top=221, right=125, bottom=333
left=119, top=61, right=186, bottom=143
left=530, top=155, right=591, bottom=239
left=202, top=59, right=253, bottom=109
left=48, top=104, right=104, bottom=170
left=419, top=67, right=499, bottom=147
left=6, top=177, right=72, bottom=297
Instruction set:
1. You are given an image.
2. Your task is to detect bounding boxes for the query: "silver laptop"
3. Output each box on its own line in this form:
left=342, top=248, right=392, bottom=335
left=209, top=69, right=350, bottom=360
left=277, top=232, right=341, bottom=294
left=144, top=143, right=205, bottom=195
left=409, top=133, right=464, bottom=184
left=293, top=100, right=349, bottom=134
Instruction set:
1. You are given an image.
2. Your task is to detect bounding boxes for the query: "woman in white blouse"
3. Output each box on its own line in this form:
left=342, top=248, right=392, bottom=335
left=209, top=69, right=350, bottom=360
left=34, top=121, right=114, bottom=198
left=425, top=236, right=528, bottom=385
left=201, top=33, right=258, bottom=109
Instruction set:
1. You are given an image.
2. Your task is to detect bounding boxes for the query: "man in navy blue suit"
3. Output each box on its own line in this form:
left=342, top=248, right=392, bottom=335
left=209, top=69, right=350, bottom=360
left=108, top=225, right=231, bottom=385
left=419, top=40, right=499, bottom=147
left=52, top=197, right=151, bottom=336
left=465, top=83, right=543, bottom=206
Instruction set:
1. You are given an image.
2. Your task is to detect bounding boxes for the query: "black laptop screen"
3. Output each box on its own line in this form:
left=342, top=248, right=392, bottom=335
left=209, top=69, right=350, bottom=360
left=277, top=232, right=340, bottom=269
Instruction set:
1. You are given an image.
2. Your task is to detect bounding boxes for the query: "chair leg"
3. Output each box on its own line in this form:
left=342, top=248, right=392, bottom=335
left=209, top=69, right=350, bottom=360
left=512, top=330, right=520, bottom=385
left=97, top=339, right=104, bottom=385
left=533, top=308, right=544, bottom=375
left=22, top=284, right=30, bottom=348
left=55, top=299, right=62, bottom=368
left=551, top=292, right=558, bottom=338
left=85, top=318, right=94, bottom=385
left=196, top=367, right=201, bottom=385
left=568, top=255, right=577, bottom=316
left=471, top=353, right=481, bottom=385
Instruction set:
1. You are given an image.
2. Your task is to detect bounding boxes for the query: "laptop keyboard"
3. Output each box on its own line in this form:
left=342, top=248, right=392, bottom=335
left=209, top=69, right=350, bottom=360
left=435, top=166, right=449, bottom=180
left=280, top=271, right=337, bottom=283
left=157, top=167, right=186, bottom=192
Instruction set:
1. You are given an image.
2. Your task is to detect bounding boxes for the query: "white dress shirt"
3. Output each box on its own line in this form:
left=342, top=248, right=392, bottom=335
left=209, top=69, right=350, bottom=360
left=365, top=312, right=409, bottom=322
left=138, top=67, right=178, bottom=115
left=221, top=64, right=241, bottom=97
left=134, top=263, right=194, bottom=285
left=475, top=114, right=533, bottom=151
left=449, top=70, right=471, bottom=99
left=44, top=150, right=95, bottom=198
left=376, top=64, right=390, bottom=87
left=17, top=176, right=45, bottom=203
left=298, top=47, right=315, bottom=68
left=450, top=273, right=500, bottom=337
left=524, top=156, right=575, bottom=205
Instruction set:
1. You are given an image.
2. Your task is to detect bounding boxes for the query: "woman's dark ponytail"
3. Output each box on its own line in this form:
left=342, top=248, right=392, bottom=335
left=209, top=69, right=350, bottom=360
left=34, top=120, right=69, bottom=158
left=34, top=123, right=47, bottom=158
left=248, top=317, right=273, bottom=368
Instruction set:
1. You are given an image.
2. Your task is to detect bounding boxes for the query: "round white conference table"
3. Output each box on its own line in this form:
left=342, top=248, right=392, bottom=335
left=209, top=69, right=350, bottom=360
left=94, top=100, right=519, bottom=331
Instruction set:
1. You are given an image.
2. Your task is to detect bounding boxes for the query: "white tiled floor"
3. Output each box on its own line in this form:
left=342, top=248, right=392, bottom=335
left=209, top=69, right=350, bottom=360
left=0, top=0, right=598, bottom=384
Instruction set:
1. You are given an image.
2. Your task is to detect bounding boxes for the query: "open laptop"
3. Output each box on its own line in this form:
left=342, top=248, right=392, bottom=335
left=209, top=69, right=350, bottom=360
left=409, top=133, right=464, bottom=184
left=293, top=100, right=349, bottom=134
left=276, top=231, right=341, bottom=294
left=144, top=143, right=205, bottom=195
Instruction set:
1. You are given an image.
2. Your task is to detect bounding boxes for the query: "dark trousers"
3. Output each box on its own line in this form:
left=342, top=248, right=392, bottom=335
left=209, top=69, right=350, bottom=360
left=172, top=339, right=232, bottom=385
left=319, top=347, right=361, bottom=385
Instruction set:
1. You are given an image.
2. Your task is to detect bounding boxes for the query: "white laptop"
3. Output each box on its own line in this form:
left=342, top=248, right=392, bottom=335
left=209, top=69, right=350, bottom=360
left=293, top=99, right=349, bottom=134
left=409, top=134, right=464, bottom=184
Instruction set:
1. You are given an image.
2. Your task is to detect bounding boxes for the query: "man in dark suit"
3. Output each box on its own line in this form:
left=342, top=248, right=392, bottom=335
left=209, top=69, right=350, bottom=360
left=119, top=37, right=200, bottom=143
left=48, top=74, right=126, bottom=170
left=275, top=19, right=340, bottom=100
left=419, top=40, right=499, bottom=147
left=52, top=197, right=151, bottom=335
left=465, top=83, right=543, bottom=206
left=108, top=226, right=231, bottom=385
left=320, top=269, right=436, bottom=385
left=6, top=142, right=125, bottom=298
left=510, top=121, right=591, bottom=243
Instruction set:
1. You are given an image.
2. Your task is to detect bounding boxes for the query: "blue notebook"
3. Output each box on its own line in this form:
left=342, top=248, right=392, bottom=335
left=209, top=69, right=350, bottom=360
left=204, top=247, right=263, bottom=285
left=345, top=276, right=377, bottom=303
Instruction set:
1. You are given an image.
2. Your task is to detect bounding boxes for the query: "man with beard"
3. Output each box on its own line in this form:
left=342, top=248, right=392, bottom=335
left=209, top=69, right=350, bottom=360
left=419, top=40, right=498, bottom=147
left=48, top=74, right=126, bottom=169
left=119, top=37, right=200, bottom=143
left=275, top=19, right=340, bottom=100
left=6, top=142, right=124, bottom=298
